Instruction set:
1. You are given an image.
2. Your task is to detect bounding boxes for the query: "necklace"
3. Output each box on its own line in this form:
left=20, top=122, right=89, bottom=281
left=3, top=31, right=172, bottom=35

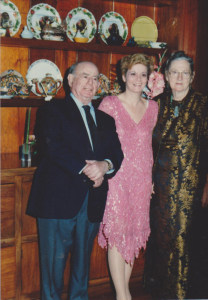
left=170, top=95, right=182, bottom=117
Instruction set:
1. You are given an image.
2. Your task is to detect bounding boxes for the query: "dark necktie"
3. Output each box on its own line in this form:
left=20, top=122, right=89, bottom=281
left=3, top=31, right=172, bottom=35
left=82, top=105, right=97, bottom=150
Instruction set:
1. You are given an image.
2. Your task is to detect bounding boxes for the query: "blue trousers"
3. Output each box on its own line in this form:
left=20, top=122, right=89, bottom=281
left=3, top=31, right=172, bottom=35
left=37, top=195, right=100, bottom=300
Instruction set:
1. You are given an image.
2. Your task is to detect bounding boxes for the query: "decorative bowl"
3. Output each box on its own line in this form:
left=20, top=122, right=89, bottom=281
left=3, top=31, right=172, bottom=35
left=74, top=37, right=89, bottom=43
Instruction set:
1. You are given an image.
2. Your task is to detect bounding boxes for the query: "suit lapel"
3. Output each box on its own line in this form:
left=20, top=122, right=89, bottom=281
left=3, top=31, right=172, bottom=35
left=93, top=110, right=105, bottom=154
left=65, top=96, right=95, bottom=158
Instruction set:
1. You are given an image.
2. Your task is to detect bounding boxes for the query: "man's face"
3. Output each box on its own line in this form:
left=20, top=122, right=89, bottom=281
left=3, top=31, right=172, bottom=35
left=68, top=62, right=100, bottom=104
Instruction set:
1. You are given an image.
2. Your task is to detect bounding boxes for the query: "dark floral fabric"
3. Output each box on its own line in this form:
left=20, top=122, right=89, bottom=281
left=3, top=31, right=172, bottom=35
left=144, top=90, right=208, bottom=300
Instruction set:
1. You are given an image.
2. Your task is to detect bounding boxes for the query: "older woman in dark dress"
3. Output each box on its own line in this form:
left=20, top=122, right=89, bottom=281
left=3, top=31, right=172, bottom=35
left=144, top=51, right=208, bottom=300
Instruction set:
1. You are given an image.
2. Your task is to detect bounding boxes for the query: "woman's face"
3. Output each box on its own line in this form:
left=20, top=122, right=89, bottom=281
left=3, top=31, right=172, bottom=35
left=166, top=59, right=194, bottom=95
left=123, top=63, right=148, bottom=94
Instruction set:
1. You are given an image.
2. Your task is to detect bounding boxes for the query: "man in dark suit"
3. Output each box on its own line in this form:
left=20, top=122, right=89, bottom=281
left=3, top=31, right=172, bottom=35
left=26, top=61, right=123, bottom=300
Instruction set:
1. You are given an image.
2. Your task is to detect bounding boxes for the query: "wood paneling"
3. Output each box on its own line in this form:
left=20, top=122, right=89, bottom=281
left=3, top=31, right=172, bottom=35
left=21, top=177, right=37, bottom=236
left=1, top=246, right=16, bottom=299
left=1, top=183, right=15, bottom=238
left=1, top=107, right=22, bottom=153
left=194, top=0, right=208, bottom=94
left=21, top=242, right=40, bottom=294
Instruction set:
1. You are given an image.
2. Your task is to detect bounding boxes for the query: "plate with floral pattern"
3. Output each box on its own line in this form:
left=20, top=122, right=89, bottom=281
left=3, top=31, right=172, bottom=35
left=27, top=3, right=62, bottom=39
left=0, top=0, right=21, bottom=36
left=65, top=7, right=97, bottom=43
left=98, top=11, right=128, bottom=45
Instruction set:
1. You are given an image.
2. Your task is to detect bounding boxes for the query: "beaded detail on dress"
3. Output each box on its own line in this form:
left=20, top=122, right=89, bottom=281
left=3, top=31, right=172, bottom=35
left=98, top=96, right=158, bottom=264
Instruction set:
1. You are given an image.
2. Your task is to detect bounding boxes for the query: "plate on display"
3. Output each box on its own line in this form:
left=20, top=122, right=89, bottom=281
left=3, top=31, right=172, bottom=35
left=98, top=11, right=128, bottom=45
left=27, top=3, right=62, bottom=39
left=0, top=0, right=21, bottom=36
left=131, top=16, right=158, bottom=42
left=65, top=7, right=97, bottom=43
left=93, top=74, right=110, bottom=99
left=0, top=69, right=24, bottom=98
left=26, top=59, right=63, bottom=98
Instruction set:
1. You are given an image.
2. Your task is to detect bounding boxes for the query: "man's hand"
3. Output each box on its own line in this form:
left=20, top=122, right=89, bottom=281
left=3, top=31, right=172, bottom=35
left=93, top=176, right=104, bottom=188
left=83, top=160, right=108, bottom=182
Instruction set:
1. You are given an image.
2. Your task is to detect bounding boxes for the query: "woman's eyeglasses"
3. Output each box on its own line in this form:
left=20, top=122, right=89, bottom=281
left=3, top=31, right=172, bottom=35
left=168, top=70, right=191, bottom=78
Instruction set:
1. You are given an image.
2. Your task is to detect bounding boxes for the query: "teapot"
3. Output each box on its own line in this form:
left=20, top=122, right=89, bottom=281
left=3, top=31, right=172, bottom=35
left=32, top=73, right=62, bottom=100
left=17, top=83, right=33, bottom=98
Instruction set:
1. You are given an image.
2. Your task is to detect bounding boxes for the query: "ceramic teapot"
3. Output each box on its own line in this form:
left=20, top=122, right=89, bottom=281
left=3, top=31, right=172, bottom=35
left=32, top=73, right=62, bottom=99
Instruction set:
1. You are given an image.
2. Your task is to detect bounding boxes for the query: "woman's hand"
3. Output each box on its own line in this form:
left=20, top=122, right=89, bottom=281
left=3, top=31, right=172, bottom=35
left=201, top=177, right=208, bottom=207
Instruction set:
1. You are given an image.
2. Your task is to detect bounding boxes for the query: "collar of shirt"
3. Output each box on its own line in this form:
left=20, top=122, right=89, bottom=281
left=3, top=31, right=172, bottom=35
left=70, top=92, right=96, bottom=125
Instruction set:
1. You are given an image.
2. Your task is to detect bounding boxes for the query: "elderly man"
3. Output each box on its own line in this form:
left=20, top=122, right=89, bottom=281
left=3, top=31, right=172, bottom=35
left=26, top=61, right=123, bottom=300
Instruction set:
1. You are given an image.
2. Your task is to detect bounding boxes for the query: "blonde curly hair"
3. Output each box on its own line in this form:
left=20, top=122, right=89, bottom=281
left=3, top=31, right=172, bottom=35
left=120, top=53, right=154, bottom=78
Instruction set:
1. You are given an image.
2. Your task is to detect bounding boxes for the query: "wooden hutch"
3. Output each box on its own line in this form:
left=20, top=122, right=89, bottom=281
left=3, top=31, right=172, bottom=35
left=1, top=0, right=208, bottom=299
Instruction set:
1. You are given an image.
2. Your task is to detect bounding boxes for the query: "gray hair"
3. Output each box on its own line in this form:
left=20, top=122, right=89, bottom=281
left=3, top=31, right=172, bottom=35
left=165, top=51, right=194, bottom=74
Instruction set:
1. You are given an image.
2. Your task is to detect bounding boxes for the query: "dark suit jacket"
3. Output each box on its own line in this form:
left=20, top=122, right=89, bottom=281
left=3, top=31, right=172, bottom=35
left=26, top=95, right=123, bottom=222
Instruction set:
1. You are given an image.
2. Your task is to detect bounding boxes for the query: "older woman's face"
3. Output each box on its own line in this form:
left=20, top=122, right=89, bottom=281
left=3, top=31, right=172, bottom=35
left=166, top=59, right=194, bottom=94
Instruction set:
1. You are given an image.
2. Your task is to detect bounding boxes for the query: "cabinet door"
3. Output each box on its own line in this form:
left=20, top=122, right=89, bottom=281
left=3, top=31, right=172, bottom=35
left=1, top=179, right=16, bottom=299
left=1, top=182, right=15, bottom=239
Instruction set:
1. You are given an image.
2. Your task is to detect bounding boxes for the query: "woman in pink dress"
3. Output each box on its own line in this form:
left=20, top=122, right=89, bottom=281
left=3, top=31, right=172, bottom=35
left=98, top=53, right=158, bottom=300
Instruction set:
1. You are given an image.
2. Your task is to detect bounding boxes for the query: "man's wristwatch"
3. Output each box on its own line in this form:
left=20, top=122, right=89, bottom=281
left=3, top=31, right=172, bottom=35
left=105, top=160, right=113, bottom=171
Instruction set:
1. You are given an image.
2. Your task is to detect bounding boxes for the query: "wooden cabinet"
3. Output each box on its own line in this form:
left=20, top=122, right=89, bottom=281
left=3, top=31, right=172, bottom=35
left=1, top=155, right=146, bottom=299
left=1, top=0, right=208, bottom=299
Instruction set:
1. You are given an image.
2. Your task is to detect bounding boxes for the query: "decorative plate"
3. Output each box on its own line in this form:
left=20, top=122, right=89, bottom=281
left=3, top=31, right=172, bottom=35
left=98, top=11, right=128, bottom=45
left=0, top=69, right=24, bottom=98
left=26, top=59, right=63, bottom=97
left=65, top=7, right=97, bottom=43
left=131, top=16, right=158, bottom=42
left=27, top=3, right=62, bottom=39
left=93, top=74, right=110, bottom=99
left=0, top=0, right=21, bottom=36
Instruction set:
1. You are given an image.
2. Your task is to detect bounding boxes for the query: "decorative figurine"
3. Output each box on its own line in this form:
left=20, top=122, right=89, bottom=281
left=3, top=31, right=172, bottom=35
left=105, top=23, right=124, bottom=46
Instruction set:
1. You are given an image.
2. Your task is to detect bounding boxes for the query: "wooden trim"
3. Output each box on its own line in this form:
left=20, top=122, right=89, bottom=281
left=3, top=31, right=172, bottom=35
left=1, top=238, right=15, bottom=248
left=15, top=176, right=23, bottom=299
left=1, top=37, right=163, bottom=55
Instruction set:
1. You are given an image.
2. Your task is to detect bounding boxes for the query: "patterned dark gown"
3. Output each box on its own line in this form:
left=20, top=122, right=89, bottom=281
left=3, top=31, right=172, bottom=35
left=144, top=89, right=208, bottom=300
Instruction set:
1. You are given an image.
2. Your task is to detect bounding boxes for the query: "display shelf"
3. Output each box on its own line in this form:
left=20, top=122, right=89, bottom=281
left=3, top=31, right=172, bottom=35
left=0, top=96, right=102, bottom=108
left=134, top=0, right=177, bottom=6
left=0, top=37, right=165, bottom=55
left=105, top=0, right=177, bottom=5
left=0, top=96, right=61, bottom=107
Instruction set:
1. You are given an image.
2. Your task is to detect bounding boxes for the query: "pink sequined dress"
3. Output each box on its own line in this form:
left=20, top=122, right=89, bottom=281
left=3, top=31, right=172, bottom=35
left=98, top=95, right=158, bottom=264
